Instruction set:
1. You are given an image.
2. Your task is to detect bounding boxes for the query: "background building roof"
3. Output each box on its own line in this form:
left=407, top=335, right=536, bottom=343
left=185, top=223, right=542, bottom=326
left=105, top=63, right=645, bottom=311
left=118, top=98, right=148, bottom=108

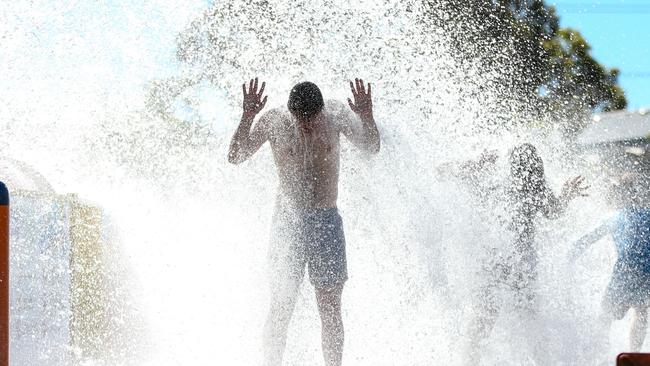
left=578, top=109, right=650, bottom=145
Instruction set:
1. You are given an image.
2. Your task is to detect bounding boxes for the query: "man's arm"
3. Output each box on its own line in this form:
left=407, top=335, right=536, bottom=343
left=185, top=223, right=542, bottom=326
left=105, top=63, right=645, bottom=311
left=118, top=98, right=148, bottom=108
left=341, top=78, right=380, bottom=154
left=228, top=78, right=269, bottom=165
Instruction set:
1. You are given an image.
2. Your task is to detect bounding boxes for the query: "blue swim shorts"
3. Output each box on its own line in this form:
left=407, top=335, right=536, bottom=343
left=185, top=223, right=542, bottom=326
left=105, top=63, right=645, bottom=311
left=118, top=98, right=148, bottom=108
left=270, top=207, right=348, bottom=288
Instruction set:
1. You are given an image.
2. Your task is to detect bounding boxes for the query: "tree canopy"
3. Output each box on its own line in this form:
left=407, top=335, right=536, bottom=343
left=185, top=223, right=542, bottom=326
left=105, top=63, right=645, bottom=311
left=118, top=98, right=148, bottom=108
left=434, top=0, right=627, bottom=121
left=155, top=0, right=626, bottom=133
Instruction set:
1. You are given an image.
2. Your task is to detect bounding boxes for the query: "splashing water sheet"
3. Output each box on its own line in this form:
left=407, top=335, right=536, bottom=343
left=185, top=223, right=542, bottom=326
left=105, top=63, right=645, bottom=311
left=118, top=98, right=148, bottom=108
left=0, top=1, right=634, bottom=365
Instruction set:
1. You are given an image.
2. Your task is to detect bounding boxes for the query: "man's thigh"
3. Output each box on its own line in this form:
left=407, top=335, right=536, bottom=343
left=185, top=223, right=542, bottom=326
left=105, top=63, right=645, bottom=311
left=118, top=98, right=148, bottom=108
left=269, top=215, right=306, bottom=301
left=306, top=209, right=348, bottom=288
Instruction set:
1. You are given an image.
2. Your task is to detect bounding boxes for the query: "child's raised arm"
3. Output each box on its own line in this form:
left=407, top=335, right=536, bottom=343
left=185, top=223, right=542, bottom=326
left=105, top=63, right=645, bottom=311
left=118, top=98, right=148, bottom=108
left=568, top=219, right=614, bottom=262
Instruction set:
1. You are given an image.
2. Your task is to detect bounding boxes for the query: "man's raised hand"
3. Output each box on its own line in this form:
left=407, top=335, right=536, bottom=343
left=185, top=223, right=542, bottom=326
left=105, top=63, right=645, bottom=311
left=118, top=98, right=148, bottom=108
left=348, top=78, right=373, bottom=119
left=242, top=77, right=267, bottom=118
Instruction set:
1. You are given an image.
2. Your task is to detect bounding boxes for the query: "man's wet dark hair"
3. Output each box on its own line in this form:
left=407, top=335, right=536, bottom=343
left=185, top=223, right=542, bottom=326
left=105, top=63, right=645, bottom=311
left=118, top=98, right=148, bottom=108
left=287, top=81, right=324, bottom=119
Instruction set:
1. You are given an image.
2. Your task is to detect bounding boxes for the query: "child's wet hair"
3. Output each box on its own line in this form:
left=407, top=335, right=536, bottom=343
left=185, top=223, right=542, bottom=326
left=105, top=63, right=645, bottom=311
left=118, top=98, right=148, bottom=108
left=509, top=143, right=546, bottom=194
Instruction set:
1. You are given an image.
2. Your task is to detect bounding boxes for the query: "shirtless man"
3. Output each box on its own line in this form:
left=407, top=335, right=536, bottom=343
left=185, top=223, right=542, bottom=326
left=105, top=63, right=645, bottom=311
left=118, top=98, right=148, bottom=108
left=228, top=78, right=380, bottom=366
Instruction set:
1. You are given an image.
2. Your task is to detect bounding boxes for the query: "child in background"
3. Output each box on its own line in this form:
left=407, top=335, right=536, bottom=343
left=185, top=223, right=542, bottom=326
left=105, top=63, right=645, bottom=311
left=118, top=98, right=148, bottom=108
left=465, top=143, right=588, bottom=364
left=570, top=173, right=650, bottom=351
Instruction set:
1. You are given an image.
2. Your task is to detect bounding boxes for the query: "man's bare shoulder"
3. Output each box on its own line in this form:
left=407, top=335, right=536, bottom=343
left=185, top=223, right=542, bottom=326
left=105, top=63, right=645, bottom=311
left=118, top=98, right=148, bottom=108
left=259, top=107, right=292, bottom=140
left=324, top=99, right=348, bottom=113
left=259, top=107, right=290, bottom=123
left=324, top=99, right=357, bottom=129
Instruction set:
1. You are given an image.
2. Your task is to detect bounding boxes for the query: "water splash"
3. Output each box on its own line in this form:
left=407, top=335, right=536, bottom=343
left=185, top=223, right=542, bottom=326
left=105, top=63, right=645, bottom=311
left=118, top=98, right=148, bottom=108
left=1, top=1, right=632, bottom=365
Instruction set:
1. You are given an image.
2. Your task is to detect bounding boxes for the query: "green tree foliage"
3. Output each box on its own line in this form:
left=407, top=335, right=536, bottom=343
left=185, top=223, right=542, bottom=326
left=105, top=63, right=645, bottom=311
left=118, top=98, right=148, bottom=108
left=157, top=0, right=625, bottom=133
left=545, top=29, right=627, bottom=111
left=432, top=0, right=627, bottom=118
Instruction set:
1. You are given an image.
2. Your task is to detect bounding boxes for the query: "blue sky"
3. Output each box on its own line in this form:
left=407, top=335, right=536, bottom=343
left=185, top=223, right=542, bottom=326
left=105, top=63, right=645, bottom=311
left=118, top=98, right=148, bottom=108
left=550, top=0, right=650, bottom=110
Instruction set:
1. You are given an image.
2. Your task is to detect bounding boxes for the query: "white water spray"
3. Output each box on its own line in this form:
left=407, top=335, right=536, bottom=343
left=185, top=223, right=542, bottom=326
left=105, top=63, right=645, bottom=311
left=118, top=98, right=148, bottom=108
left=1, top=1, right=633, bottom=365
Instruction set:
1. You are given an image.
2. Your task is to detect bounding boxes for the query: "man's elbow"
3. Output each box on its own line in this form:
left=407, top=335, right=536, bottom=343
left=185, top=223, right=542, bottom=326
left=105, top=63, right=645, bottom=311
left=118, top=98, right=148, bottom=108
left=370, top=142, right=380, bottom=154
left=368, top=138, right=380, bottom=154
left=227, top=152, right=242, bottom=165
left=361, top=144, right=380, bottom=155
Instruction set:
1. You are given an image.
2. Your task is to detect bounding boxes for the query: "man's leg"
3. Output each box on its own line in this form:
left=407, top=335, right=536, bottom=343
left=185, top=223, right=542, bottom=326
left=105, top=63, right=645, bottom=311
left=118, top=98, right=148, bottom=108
left=630, top=307, right=648, bottom=352
left=263, top=274, right=302, bottom=366
left=308, top=209, right=347, bottom=366
left=315, top=284, right=344, bottom=366
left=264, top=216, right=305, bottom=366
